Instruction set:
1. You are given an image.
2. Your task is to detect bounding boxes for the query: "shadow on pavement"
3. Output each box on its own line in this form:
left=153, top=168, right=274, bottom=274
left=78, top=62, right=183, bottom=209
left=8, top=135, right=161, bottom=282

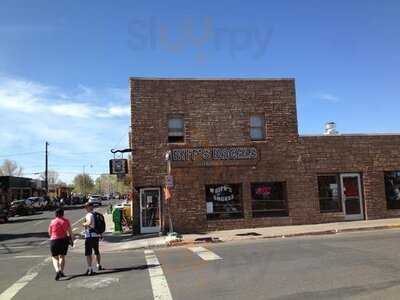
left=0, top=231, right=49, bottom=242
left=102, top=233, right=160, bottom=243
left=62, top=264, right=160, bottom=281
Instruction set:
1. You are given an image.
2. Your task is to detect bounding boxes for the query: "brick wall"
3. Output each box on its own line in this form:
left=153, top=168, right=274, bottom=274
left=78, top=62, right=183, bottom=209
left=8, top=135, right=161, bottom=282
left=130, top=78, right=400, bottom=233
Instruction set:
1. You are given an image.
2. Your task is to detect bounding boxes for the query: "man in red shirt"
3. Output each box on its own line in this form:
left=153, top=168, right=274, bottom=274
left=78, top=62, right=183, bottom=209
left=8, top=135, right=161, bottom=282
left=48, top=208, right=73, bottom=280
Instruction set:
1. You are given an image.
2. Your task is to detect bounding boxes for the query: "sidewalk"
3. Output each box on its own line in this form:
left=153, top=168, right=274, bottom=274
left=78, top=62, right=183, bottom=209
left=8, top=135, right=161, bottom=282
left=72, top=214, right=400, bottom=253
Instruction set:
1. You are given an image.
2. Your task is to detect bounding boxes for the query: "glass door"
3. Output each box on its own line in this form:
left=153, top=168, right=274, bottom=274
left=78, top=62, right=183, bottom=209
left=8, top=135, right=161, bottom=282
left=140, top=188, right=161, bottom=234
left=340, top=174, right=364, bottom=220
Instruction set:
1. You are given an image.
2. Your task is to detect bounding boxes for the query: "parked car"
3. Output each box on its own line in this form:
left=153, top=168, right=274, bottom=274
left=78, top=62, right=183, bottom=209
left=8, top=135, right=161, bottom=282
left=0, top=207, right=8, bottom=223
left=9, top=199, right=35, bottom=216
left=88, top=195, right=102, bottom=206
left=27, top=197, right=47, bottom=210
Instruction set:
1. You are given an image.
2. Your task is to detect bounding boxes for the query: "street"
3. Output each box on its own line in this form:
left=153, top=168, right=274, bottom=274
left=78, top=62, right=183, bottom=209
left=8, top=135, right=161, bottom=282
left=1, top=212, right=400, bottom=300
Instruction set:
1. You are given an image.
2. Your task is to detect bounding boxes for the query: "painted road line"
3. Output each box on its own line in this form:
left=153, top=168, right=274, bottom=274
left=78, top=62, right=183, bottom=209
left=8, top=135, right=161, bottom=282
left=0, top=255, right=46, bottom=261
left=144, top=249, right=173, bottom=300
left=188, top=246, right=222, bottom=261
left=0, top=257, right=51, bottom=300
left=1, top=245, right=34, bottom=250
left=33, top=220, right=47, bottom=226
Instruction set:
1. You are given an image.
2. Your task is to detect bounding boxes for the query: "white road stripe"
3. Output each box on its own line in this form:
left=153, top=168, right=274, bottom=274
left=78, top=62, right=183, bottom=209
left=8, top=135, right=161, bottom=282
left=1, top=245, right=34, bottom=250
left=188, top=246, right=222, bottom=261
left=144, top=249, right=173, bottom=300
left=0, top=257, right=51, bottom=300
left=0, top=255, right=46, bottom=261
left=33, top=220, right=46, bottom=226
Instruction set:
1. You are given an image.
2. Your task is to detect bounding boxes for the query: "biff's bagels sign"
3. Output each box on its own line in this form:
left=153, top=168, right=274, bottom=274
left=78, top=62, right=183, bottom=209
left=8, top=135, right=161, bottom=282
left=171, top=147, right=258, bottom=162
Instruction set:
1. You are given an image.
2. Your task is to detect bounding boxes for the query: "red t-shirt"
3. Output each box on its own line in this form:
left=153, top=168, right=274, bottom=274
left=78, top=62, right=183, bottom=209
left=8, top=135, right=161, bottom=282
left=49, top=217, right=70, bottom=240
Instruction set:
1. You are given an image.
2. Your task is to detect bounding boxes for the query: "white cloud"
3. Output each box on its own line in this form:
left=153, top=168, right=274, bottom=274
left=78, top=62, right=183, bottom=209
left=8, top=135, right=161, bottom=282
left=0, top=76, right=130, bottom=119
left=316, top=93, right=340, bottom=103
left=0, top=75, right=131, bottom=183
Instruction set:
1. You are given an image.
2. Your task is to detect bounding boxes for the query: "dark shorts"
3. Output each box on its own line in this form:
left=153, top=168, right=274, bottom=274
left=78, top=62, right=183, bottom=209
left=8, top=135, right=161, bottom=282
left=50, top=238, right=69, bottom=256
left=85, top=237, right=100, bottom=256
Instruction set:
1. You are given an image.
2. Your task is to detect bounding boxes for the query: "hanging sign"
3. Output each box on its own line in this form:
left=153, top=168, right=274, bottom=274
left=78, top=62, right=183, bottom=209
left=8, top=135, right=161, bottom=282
left=109, top=159, right=128, bottom=175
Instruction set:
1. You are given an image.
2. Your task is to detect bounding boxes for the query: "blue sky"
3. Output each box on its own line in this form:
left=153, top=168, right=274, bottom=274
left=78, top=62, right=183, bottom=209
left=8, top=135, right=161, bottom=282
left=0, top=0, right=399, bottom=183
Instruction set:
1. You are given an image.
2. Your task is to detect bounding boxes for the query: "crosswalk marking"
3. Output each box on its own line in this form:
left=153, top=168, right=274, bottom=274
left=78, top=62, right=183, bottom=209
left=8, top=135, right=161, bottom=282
left=144, top=249, right=173, bottom=300
left=0, top=257, right=51, bottom=300
left=188, top=246, right=222, bottom=261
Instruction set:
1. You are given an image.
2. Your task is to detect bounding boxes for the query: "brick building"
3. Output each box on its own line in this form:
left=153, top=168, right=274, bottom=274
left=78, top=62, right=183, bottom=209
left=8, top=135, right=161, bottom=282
left=0, top=176, right=46, bottom=208
left=130, top=78, right=400, bottom=234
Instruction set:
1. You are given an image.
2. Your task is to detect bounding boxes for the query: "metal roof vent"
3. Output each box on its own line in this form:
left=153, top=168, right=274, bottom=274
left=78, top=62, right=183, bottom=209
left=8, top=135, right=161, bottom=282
left=324, top=122, right=339, bottom=135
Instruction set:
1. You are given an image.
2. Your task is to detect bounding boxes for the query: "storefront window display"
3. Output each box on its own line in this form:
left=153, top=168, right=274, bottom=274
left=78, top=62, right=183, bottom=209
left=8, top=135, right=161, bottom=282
left=205, top=184, right=243, bottom=220
left=251, top=182, right=288, bottom=217
left=318, top=175, right=342, bottom=212
left=385, top=171, right=400, bottom=209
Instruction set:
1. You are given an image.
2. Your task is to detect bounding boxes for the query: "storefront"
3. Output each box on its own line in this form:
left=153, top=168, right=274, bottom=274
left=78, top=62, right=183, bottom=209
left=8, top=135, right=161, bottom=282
left=130, top=77, right=400, bottom=233
left=0, top=176, right=46, bottom=208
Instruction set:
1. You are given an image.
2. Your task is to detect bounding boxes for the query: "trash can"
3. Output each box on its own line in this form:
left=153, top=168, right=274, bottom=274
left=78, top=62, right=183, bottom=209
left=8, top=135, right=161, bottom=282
left=112, top=207, right=123, bottom=233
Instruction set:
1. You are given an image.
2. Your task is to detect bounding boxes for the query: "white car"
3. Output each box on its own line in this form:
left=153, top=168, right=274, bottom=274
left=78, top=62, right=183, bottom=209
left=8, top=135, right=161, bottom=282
left=88, top=195, right=102, bottom=206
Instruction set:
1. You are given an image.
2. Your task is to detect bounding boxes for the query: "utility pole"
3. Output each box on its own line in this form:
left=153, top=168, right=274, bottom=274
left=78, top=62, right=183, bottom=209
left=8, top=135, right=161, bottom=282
left=83, top=165, right=86, bottom=197
left=45, top=141, right=49, bottom=195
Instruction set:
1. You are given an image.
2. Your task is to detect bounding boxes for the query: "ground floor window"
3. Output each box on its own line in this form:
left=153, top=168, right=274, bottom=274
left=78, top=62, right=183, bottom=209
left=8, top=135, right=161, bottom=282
left=205, top=184, right=243, bottom=220
left=251, top=182, right=288, bottom=217
left=385, top=171, right=400, bottom=209
left=318, top=175, right=342, bottom=212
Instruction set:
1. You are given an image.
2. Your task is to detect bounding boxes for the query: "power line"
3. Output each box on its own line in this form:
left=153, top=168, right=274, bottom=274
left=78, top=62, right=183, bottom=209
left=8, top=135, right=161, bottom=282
left=0, top=151, right=44, bottom=158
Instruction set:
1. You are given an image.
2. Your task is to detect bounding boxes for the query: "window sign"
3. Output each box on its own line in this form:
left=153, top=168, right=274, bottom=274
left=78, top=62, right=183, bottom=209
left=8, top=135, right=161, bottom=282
left=205, top=184, right=243, bottom=220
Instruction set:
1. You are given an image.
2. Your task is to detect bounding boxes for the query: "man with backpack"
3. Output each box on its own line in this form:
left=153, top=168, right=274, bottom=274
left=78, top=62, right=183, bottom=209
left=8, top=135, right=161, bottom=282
left=82, top=202, right=105, bottom=275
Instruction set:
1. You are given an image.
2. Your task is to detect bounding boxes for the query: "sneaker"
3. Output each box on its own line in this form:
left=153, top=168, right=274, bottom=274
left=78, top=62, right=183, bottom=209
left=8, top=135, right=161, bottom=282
left=55, top=271, right=61, bottom=281
left=85, top=269, right=96, bottom=276
left=97, top=265, right=104, bottom=271
left=60, top=272, right=66, bottom=278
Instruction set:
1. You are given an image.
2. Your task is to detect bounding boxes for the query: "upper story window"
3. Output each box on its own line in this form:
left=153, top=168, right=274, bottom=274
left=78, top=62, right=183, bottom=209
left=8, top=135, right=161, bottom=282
left=168, top=116, right=184, bottom=143
left=250, top=115, right=266, bottom=141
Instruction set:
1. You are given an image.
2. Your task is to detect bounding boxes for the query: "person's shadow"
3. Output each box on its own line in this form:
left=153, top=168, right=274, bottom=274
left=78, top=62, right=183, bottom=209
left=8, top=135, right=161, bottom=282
left=61, top=264, right=159, bottom=281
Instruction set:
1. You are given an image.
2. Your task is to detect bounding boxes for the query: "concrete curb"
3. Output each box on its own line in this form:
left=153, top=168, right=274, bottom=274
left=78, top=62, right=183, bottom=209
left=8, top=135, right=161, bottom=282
left=88, top=223, right=400, bottom=253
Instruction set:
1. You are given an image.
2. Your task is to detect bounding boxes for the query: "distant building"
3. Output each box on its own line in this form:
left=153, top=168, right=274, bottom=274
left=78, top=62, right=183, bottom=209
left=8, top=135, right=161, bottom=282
left=130, top=77, right=400, bottom=234
left=0, top=176, right=46, bottom=208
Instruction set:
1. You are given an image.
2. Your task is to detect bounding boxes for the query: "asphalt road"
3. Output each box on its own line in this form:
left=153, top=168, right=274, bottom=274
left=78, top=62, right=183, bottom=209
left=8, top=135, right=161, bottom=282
left=2, top=213, right=400, bottom=299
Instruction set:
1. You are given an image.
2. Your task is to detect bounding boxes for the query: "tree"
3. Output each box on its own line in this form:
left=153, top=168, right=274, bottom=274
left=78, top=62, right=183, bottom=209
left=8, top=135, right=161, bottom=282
left=72, top=173, right=95, bottom=195
left=0, top=159, right=23, bottom=176
left=93, top=174, right=130, bottom=195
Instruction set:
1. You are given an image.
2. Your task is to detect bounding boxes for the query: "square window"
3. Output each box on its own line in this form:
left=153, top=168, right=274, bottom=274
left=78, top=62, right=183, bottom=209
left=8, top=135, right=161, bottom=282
left=205, top=184, right=243, bottom=220
left=251, top=182, right=288, bottom=217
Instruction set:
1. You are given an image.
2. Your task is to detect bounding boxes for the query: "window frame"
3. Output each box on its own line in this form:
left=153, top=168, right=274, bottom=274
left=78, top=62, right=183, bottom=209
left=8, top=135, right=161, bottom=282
left=317, top=174, right=343, bottom=213
left=250, top=115, right=266, bottom=141
left=250, top=181, right=288, bottom=218
left=167, top=115, right=185, bottom=144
